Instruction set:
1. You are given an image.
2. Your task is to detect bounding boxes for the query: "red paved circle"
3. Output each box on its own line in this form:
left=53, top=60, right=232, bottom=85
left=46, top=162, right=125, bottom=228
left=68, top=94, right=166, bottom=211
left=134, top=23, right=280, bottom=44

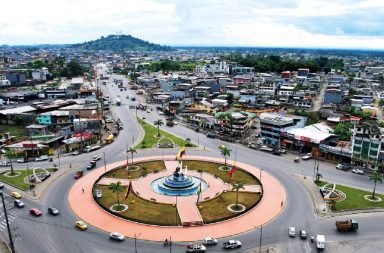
left=68, top=155, right=286, bottom=241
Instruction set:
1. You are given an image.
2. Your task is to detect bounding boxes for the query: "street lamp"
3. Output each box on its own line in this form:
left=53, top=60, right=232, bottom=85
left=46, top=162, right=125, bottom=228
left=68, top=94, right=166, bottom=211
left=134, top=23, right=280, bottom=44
left=259, top=225, right=263, bottom=253
left=134, top=233, right=141, bottom=253
left=103, top=152, right=106, bottom=172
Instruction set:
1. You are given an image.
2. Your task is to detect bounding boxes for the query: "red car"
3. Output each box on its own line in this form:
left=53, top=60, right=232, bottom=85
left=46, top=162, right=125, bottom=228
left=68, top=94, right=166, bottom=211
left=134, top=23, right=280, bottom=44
left=74, top=171, right=84, bottom=179
left=30, top=208, right=43, bottom=217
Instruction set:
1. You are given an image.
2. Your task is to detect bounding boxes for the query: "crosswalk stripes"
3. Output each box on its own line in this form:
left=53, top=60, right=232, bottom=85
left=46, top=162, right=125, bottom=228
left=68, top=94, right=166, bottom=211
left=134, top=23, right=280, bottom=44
left=0, top=209, right=22, bottom=232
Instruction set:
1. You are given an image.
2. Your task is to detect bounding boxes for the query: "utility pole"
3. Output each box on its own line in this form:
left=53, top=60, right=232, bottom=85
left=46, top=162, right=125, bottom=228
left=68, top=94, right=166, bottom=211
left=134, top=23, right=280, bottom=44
left=169, top=236, right=172, bottom=253
left=259, top=225, right=263, bottom=253
left=27, top=164, right=31, bottom=188
left=57, top=147, right=61, bottom=170
left=103, top=151, right=106, bottom=173
left=0, top=192, right=15, bottom=253
left=78, top=109, right=84, bottom=153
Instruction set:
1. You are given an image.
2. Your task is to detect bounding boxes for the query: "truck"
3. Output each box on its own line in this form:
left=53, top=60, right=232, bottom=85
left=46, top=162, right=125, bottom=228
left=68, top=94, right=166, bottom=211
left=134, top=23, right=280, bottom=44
left=116, top=98, right=121, bottom=106
left=335, top=219, right=358, bottom=232
left=316, top=235, right=325, bottom=250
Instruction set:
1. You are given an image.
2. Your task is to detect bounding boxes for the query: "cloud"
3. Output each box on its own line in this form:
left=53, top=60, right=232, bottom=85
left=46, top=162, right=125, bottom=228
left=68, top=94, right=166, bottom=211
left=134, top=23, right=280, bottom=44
left=0, top=0, right=383, bottom=49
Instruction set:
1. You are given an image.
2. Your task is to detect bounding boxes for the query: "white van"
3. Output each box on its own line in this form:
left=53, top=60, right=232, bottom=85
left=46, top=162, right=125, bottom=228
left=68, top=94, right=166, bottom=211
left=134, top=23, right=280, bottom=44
left=316, top=235, right=325, bottom=250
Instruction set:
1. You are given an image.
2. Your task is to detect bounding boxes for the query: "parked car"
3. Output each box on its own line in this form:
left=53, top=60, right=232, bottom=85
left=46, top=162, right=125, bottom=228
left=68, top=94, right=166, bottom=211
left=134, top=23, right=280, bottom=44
left=206, top=132, right=216, bottom=138
left=186, top=244, right=206, bottom=253
left=336, top=163, right=351, bottom=170
left=202, top=237, right=218, bottom=246
left=17, top=158, right=26, bottom=163
left=278, top=149, right=287, bottom=154
left=299, top=230, right=307, bottom=239
left=218, top=144, right=226, bottom=150
left=288, top=227, right=296, bottom=237
left=14, top=200, right=24, bottom=208
left=109, top=232, right=125, bottom=241
left=75, top=220, right=88, bottom=230
left=301, top=153, right=312, bottom=160
left=10, top=191, right=22, bottom=199
left=30, top=208, right=43, bottom=217
left=92, top=155, right=101, bottom=161
left=223, top=240, right=242, bottom=249
left=272, top=149, right=281, bottom=156
left=248, top=143, right=261, bottom=150
left=0, top=183, right=4, bottom=189
left=352, top=168, right=364, bottom=175
left=71, top=151, right=80, bottom=156
left=35, top=155, right=50, bottom=162
left=48, top=207, right=60, bottom=216
left=0, top=161, right=10, bottom=167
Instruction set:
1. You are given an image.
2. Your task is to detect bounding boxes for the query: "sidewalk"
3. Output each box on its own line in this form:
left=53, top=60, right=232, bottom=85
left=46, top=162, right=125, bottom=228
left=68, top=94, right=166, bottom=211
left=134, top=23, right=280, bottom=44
left=296, top=175, right=327, bottom=215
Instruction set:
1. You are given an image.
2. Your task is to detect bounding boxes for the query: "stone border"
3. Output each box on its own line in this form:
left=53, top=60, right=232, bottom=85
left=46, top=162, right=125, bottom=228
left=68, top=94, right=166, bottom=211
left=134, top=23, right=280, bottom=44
left=364, top=195, right=382, bottom=202
left=218, top=165, right=231, bottom=171
left=110, top=204, right=129, bottom=212
left=3, top=171, right=21, bottom=178
left=128, top=165, right=140, bottom=172
left=227, top=204, right=246, bottom=213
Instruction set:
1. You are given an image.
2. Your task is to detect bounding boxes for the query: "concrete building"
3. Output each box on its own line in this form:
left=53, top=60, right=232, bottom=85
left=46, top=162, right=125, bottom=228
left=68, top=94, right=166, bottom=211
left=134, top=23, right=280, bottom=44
left=351, top=124, right=382, bottom=165
left=323, top=89, right=343, bottom=105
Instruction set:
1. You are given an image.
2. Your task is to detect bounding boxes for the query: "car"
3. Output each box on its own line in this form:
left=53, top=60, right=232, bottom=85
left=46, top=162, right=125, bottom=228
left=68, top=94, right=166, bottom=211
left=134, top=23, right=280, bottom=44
left=218, top=144, right=226, bottom=150
left=186, top=244, right=206, bottom=253
left=71, top=150, right=80, bottom=156
left=87, top=161, right=97, bottom=170
left=10, top=191, right=22, bottom=199
left=0, top=183, right=4, bottom=189
left=300, top=230, right=307, bottom=239
left=48, top=207, right=60, bottom=216
left=352, top=168, right=364, bottom=175
left=74, top=171, right=84, bottom=179
left=75, top=220, right=88, bottom=230
left=301, top=153, right=312, bottom=160
left=272, top=149, right=281, bottom=156
left=248, top=143, right=261, bottom=150
left=30, top=208, right=43, bottom=217
left=109, top=232, right=125, bottom=241
left=92, top=155, right=101, bottom=161
left=35, top=155, right=50, bottom=162
left=288, top=227, right=296, bottom=237
left=14, top=200, right=25, bottom=208
left=206, top=132, right=216, bottom=138
left=278, top=149, right=287, bottom=154
left=17, top=158, right=26, bottom=163
left=223, top=240, right=242, bottom=249
left=202, top=237, right=218, bottom=246
left=146, top=109, right=151, bottom=113
left=336, top=163, right=351, bottom=170
left=131, top=97, right=136, bottom=101
left=0, top=161, right=10, bottom=167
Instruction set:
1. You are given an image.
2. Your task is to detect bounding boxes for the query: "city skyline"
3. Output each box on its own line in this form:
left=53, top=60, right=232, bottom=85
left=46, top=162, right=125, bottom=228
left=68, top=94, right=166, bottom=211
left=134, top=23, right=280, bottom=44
left=1, top=0, right=384, bottom=49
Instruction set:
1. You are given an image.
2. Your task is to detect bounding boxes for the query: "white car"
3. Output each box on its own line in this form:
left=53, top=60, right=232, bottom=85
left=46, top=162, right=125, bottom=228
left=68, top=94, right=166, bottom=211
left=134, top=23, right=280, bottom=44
left=17, top=158, right=25, bottom=163
left=92, top=155, right=101, bottom=161
left=352, top=168, right=364, bottom=175
left=202, top=237, right=218, bottom=245
left=35, top=155, right=50, bottom=162
left=288, top=227, right=296, bottom=237
left=109, top=232, right=125, bottom=241
left=186, top=244, right=206, bottom=253
left=223, top=240, right=242, bottom=249
left=0, top=161, right=10, bottom=167
left=301, top=153, right=312, bottom=160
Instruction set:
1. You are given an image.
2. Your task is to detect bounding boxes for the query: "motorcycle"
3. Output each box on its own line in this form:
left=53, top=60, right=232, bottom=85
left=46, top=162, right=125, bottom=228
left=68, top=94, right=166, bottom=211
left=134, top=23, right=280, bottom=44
left=163, top=240, right=171, bottom=246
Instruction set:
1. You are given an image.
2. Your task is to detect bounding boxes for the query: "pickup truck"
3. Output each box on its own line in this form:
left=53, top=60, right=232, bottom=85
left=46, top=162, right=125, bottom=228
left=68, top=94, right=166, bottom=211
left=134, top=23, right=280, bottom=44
left=301, top=153, right=312, bottom=160
left=336, top=219, right=358, bottom=232
left=186, top=244, right=206, bottom=253
left=223, top=240, right=242, bottom=249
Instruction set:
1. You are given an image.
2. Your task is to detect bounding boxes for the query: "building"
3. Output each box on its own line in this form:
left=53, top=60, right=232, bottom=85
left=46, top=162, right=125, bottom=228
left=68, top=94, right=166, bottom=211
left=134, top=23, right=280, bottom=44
left=351, top=124, right=382, bottom=166
left=215, top=111, right=256, bottom=137
left=323, top=89, right=343, bottom=105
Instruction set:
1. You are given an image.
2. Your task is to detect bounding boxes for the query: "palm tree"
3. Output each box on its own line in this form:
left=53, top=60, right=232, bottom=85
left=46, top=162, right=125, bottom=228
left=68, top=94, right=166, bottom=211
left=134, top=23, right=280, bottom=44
left=369, top=170, right=383, bottom=199
left=154, top=119, right=164, bottom=137
left=220, top=146, right=231, bottom=169
left=109, top=181, right=124, bottom=206
left=232, top=182, right=245, bottom=207
left=4, top=150, right=14, bottom=175
left=127, top=147, right=137, bottom=165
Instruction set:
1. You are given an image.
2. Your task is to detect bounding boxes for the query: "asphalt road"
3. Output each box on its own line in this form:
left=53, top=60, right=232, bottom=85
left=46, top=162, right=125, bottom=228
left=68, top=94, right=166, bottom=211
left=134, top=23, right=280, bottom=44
left=1, top=65, right=384, bottom=253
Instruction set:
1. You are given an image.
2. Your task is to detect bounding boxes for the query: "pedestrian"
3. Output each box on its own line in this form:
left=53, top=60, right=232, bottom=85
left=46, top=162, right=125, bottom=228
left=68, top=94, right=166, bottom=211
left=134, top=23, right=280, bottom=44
left=82, top=188, right=84, bottom=194
left=281, top=201, right=283, bottom=207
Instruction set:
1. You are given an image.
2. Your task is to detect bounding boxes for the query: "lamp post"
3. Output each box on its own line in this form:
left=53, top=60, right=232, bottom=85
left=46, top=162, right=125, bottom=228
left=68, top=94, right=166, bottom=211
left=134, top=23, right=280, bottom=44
left=134, top=233, right=141, bottom=253
left=0, top=192, right=15, bottom=253
left=103, top=152, right=106, bottom=173
left=259, top=225, right=263, bottom=253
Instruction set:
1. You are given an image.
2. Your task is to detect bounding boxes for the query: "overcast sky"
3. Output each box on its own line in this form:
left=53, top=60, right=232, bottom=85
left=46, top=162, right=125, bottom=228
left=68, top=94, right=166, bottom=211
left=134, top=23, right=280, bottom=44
left=1, top=0, right=384, bottom=49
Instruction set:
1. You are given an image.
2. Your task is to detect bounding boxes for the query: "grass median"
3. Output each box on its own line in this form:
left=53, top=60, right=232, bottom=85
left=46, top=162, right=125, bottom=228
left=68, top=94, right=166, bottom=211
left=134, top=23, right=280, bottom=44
left=183, top=160, right=259, bottom=185
left=198, top=191, right=261, bottom=223
left=136, top=119, right=196, bottom=149
left=0, top=168, right=57, bottom=191
left=94, top=185, right=181, bottom=226
left=316, top=181, right=384, bottom=211
left=103, top=161, right=166, bottom=179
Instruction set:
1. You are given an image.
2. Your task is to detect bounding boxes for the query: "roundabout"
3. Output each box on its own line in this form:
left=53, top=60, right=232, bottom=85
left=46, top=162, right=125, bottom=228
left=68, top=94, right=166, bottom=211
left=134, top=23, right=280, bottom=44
left=68, top=155, right=286, bottom=241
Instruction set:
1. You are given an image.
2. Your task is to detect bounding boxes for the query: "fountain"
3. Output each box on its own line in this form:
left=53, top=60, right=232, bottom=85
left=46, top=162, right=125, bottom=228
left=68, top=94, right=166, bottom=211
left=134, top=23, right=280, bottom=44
left=151, top=163, right=207, bottom=196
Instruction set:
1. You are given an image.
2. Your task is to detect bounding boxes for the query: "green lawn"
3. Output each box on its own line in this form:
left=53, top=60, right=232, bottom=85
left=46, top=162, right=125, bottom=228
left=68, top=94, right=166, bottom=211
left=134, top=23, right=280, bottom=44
left=94, top=185, right=180, bottom=226
left=316, top=181, right=384, bottom=211
left=103, top=161, right=166, bottom=179
left=0, top=168, right=57, bottom=191
left=0, top=125, right=27, bottom=138
left=199, top=191, right=261, bottom=223
left=183, top=160, right=259, bottom=185
left=136, top=119, right=196, bottom=149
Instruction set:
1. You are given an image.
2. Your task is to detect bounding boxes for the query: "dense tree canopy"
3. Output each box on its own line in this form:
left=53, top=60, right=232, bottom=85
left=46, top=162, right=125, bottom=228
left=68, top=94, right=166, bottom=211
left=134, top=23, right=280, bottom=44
left=333, top=122, right=354, bottom=141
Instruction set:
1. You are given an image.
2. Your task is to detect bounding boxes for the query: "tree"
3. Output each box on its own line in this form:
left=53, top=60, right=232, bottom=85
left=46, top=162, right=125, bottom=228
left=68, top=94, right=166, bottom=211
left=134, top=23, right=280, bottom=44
left=154, top=119, right=164, bottom=137
left=369, top=170, right=383, bottom=199
left=127, top=147, right=137, bottom=165
left=220, top=146, right=231, bottom=169
left=226, top=93, right=234, bottom=105
left=232, top=182, right=245, bottom=207
left=333, top=123, right=353, bottom=141
left=4, top=150, right=15, bottom=175
left=109, top=181, right=124, bottom=206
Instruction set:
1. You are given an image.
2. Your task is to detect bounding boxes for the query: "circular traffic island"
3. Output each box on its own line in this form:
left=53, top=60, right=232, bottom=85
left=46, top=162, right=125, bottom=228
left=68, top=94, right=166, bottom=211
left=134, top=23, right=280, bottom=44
left=69, top=155, right=286, bottom=241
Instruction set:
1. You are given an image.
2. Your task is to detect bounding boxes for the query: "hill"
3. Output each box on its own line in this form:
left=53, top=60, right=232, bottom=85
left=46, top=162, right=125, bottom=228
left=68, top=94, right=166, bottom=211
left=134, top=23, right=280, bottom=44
left=71, top=34, right=171, bottom=51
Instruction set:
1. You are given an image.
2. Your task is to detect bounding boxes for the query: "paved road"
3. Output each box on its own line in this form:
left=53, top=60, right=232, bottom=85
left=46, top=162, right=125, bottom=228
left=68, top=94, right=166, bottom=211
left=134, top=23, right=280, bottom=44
left=2, top=64, right=384, bottom=253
